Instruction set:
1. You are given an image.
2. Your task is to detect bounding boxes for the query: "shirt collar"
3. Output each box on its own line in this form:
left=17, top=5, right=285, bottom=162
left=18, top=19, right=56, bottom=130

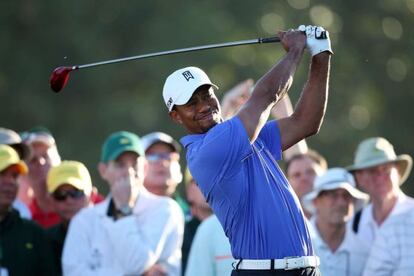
left=363, top=191, right=410, bottom=228
left=310, top=217, right=353, bottom=253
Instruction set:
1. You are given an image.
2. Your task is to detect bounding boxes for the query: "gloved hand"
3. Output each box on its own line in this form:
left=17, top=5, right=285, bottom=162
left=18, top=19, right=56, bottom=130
left=298, top=25, right=333, bottom=56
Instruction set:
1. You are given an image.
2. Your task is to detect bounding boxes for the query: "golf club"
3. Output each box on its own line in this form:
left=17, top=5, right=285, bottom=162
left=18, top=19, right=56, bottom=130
left=49, top=36, right=281, bottom=93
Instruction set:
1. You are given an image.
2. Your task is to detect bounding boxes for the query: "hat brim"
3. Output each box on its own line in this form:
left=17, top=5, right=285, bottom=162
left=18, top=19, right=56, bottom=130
left=303, top=183, right=369, bottom=214
left=347, top=154, right=412, bottom=186
left=3, top=162, right=29, bottom=175
left=171, top=83, right=218, bottom=111
left=10, top=143, right=31, bottom=160
left=49, top=177, right=92, bottom=195
left=107, top=146, right=143, bottom=162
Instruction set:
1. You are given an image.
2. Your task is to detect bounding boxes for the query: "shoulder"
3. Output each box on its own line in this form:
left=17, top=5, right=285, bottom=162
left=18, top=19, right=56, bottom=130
left=139, top=190, right=183, bottom=218
left=71, top=202, right=106, bottom=225
left=197, top=215, right=222, bottom=236
left=202, top=214, right=220, bottom=228
left=45, top=223, right=61, bottom=235
left=384, top=208, right=414, bottom=230
left=19, top=217, right=46, bottom=233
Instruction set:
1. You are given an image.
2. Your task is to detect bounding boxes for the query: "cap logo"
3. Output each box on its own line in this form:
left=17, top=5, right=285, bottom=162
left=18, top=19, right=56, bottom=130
left=182, top=71, right=194, bottom=81
left=119, top=138, right=130, bottom=145
left=167, top=97, right=173, bottom=109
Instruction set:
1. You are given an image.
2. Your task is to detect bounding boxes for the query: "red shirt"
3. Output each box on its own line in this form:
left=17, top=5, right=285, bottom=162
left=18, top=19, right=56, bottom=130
left=29, top=199, right=61, bottom=228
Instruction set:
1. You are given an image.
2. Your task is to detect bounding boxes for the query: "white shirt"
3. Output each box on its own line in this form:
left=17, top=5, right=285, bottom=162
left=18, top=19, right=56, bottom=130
left=309, top=218, right=364, bottom=276
left=348, top=192, right=414, bottom=275
left=363, top=208, right=414, bottom=276
left=62, top=188, right=184, bottom=276
left=185, top=215, right=234, bottom=276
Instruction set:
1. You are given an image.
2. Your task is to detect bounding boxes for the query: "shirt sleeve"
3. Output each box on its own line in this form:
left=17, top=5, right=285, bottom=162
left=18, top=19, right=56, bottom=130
left=63, top=202, right=184, bottom=276
left=106, top=201, right=184, bottom=275
left=189, top=116, right=252, bottom=196
left=257, top=120, right=282, bottom=160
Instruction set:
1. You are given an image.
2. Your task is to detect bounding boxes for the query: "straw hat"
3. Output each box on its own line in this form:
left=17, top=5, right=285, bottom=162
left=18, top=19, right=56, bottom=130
left=347, top=137, right=412, bottom=186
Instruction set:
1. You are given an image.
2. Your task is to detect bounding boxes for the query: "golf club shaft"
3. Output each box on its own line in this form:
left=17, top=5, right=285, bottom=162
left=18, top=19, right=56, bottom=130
left=75, top=36, right=280, bottom=70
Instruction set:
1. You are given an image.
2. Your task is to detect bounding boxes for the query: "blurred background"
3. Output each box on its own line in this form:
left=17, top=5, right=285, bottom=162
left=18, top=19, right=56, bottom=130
left=2, top=0, right=413, bottom=195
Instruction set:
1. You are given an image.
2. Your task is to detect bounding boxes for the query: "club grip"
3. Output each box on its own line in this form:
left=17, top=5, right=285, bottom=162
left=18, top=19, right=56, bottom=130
left=259, top=36, right=281, bottom=43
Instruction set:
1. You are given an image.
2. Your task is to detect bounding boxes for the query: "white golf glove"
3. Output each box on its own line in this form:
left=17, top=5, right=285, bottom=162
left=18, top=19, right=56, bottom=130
left=298, top=25, right=333, bottom=56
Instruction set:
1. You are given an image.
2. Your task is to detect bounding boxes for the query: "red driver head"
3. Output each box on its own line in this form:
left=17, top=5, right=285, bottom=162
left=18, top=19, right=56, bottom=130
left=50, top=66, right=73, bottom=93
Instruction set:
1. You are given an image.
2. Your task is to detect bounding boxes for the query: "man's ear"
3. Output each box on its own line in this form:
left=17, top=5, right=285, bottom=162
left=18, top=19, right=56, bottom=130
left=169, top=110, right=183, bottom=124
left=97, top=162, right=107, bottom=180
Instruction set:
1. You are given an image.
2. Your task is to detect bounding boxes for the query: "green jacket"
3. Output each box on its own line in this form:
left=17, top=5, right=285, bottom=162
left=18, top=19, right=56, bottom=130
left=46, top=223, right=67, bottom=276
left=0, top=209, right=57, bottom=276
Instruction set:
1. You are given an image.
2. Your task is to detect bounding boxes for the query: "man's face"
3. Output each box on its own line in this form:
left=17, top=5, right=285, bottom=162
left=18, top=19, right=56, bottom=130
left=99, top=151, right=145, bottom=189
left=169, top=86, right=222, bottom=134
left=354, top=163, right=400, bottom=201
left=51, top=184, right=89, bottom=222
left=23, top=142, right=59, bottom=188
left=287, top=156, right=324, bottom=198
left=144, top=142, right=181, bottom=197
left=314, top=188, right=354, bottom=226
left=0, top=165, right=20, bottom=210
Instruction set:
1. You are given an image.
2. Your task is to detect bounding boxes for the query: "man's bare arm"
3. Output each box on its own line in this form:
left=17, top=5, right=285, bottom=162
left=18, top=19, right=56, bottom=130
left=277, top=53, right=331, bottom=150
left=237, top=30, right=306, bottom=142
left=271, top=95, right=309, bottom=159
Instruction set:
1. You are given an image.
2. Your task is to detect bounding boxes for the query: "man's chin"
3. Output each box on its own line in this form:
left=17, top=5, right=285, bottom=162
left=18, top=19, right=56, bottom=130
left=201, top=120, right=219, bottom=132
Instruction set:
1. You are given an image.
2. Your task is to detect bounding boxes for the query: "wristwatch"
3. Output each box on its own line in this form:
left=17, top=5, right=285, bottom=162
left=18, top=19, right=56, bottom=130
left=117, top=206, right=133, bottom=216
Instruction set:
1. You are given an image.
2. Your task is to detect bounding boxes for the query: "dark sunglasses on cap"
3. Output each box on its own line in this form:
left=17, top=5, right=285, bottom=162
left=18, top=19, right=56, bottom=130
left=146, top=152, right=179, bottom=163
left=52, top=189, right=85, bottom=201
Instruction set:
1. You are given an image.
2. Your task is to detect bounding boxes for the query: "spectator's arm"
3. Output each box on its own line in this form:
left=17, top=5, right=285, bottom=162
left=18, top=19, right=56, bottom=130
left=106, top=202, right=184, bottom=275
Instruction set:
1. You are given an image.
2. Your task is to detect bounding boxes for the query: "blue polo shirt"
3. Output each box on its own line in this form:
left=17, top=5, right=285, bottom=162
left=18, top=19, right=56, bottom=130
left=181, top=116, right=313, bottom=259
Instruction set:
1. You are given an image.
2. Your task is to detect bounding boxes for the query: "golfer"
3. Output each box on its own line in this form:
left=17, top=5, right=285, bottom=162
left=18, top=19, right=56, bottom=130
left=163, top=26, right=332, bottom=275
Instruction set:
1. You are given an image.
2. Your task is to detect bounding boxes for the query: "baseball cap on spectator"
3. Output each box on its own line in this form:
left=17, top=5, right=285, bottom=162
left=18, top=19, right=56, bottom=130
left=101, top=131, right=144, bottom=162
left=347, top=137, right=412, bottom=186
left=47, top=161, right=92, bottom=196
left=0, top=127, right=31, bottom=159
left=163, top=66, right=218, bottom=112
left=303, top=167, right=369, bottom=214
left=141, top=132, right=181, bottom=153
left=20, top=127, right=56, bottom=147
left=0, top=144, right=28, bottom=174
left=20, top=127, right=61, bottom=166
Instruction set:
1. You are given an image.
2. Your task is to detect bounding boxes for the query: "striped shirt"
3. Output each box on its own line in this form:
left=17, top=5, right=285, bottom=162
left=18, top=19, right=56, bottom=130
left=309, top=218, right=365, bottom=276
left=363, top=208, right=414, bottom=276
left=348, top=192, right=414, bottom=274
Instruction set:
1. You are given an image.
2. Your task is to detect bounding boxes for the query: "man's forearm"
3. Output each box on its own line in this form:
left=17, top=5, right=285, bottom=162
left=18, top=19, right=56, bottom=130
left=254, top=47, right=305, bottom=106
left=294, top=53, right=331, bottom=136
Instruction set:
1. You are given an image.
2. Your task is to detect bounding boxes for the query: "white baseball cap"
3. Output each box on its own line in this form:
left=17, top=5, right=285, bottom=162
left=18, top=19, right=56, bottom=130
left=162, top=66, right=218, bottom=111
left=303, top=167, right=369, bottom=214
left=141, top=131, right=181, bottom=153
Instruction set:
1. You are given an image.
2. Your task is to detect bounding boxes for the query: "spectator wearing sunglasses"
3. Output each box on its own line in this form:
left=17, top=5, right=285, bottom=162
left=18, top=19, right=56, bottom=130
left=141, top=132, right=189, bottom=215
left=46, top=160, right=93, bottom=275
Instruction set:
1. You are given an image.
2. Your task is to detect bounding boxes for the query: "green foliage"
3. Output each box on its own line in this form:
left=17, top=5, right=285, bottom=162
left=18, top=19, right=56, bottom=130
left=2, top=0, right=414, bottom=195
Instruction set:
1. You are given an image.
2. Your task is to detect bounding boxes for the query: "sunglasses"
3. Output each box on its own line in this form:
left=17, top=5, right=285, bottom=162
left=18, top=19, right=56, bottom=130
left=146, top=152, right=179, bottom=163
left=52, top=189, right=85, bottom=201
